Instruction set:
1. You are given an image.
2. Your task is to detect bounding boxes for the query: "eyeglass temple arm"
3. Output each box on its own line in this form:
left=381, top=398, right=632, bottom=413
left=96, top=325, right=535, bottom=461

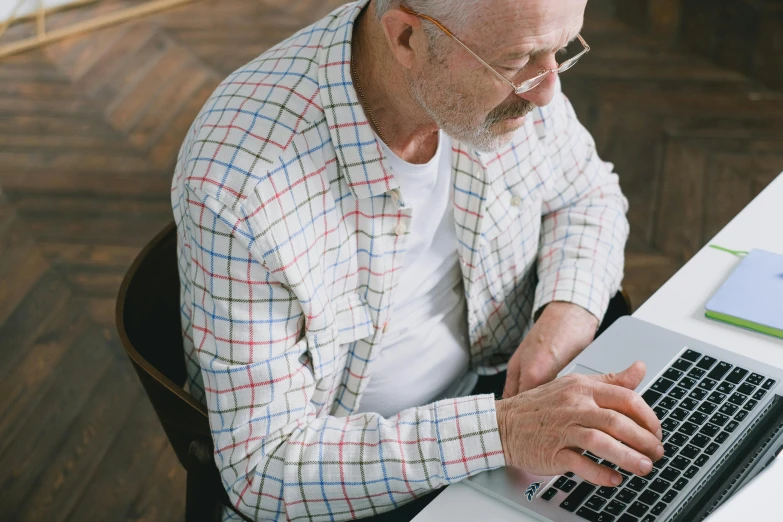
left=398, top=5, right=519, bottom=89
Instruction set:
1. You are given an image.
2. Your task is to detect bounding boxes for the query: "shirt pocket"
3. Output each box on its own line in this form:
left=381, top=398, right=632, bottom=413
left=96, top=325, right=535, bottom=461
left=306, top=292, right=374, bottom=381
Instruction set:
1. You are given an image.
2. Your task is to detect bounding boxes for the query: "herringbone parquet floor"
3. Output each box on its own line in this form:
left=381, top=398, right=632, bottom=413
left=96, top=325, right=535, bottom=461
left=0, top=1, right=781, bottom=520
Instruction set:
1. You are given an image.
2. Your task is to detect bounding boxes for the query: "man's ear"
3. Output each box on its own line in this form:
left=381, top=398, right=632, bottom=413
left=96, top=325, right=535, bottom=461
left=379, top=9, right=428, bottom=70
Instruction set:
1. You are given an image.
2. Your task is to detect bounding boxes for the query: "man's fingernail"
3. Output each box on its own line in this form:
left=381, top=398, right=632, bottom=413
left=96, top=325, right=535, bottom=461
left=612, top=473, right=622, bottom=486
left=656, top=445, right=665, bottom=459
left=656, top=427, right=663, bottom=440
left=639, top=458, right=653, bottom=475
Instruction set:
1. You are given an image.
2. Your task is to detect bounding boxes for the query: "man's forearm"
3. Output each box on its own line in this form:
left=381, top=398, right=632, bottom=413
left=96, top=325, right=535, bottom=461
left=534, top=300, right=599, bottom=368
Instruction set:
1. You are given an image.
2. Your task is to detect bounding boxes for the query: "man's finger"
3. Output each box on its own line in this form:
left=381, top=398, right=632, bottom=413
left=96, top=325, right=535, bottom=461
left=580, top=408, right=664, bottom=463
left=503, top=361, right=520, bottom=399
left=568, top=426, right=655, bottom=478
left=588, top=360, right=647, bottom=391
left=592, top=381, right=662, bottom=440
left=554, top=448, right=623, bottom=488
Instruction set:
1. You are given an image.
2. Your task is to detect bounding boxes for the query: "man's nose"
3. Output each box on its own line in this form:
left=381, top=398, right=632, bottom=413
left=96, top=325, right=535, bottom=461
left=517, top=70, right=557, bottom=107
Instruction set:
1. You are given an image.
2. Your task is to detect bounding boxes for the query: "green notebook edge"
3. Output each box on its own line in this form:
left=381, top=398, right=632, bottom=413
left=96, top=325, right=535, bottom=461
left=705, top=310, right=783, bottom=340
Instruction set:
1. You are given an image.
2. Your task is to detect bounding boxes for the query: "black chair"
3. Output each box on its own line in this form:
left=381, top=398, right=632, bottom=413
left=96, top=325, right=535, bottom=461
left=116, top=223, right=251, bottom=522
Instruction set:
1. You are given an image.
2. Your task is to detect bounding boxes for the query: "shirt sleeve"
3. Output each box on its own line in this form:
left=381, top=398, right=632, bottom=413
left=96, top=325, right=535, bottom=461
left=184, top=188, right=505, bottom=521
left=534, top=80, right=630, bottom=323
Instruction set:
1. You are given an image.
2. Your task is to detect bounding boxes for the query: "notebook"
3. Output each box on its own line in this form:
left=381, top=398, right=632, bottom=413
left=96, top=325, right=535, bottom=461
left=705, top=248, right=783, bottom=340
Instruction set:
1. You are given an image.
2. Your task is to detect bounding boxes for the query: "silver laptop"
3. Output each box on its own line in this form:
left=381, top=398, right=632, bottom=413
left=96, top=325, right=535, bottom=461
left=466, top=316, right=783, bottom=522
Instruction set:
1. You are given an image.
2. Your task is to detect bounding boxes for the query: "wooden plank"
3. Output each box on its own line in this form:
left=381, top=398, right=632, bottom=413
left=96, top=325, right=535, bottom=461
left=124, top=444, right=187, bottom=522
left=63, top=398, right=171, bottom=522
left=13, top=358, right=142, bottom=522
left=0, top=326, right=115, bottom=515
left=703, top=160, right=755, bottom=244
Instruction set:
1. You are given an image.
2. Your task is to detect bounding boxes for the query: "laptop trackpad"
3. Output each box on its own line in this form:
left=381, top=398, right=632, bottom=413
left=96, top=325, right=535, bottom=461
left=567, top=364, right=603, bottom=376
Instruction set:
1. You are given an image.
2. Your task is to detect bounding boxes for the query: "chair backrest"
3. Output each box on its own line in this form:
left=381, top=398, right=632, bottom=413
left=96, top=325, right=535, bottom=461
left=116, top=223, right=212, bottom=468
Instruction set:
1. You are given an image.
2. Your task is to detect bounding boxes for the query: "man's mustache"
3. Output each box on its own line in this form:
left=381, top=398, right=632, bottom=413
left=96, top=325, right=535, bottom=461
left=485, top=100, right=535, bottom=125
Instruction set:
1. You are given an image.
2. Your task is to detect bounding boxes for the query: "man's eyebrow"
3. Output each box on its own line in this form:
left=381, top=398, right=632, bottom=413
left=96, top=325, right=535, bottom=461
left=497, top=31, right=582, bottom=62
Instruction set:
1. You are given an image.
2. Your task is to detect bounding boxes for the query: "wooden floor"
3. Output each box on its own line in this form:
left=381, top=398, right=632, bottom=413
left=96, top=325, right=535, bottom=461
left=0, top=1, right=781, bottom=520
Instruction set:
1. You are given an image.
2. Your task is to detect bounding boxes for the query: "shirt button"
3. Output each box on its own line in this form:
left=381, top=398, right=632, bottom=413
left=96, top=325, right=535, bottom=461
left=510, top=195, right=522, bottom=207
left=394, top=223, right=407, bottom=236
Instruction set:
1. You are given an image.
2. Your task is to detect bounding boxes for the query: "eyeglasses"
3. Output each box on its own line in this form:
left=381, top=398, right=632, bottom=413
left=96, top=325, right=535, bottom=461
left=399, top=5, right=590, bottom=95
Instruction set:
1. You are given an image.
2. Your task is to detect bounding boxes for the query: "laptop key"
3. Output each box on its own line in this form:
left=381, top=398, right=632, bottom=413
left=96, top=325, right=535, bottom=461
left=562, top=479, right=578, bottom=492
left=661, top=418, right=680, bottom=432
left=669, top=408, right=688, bottom=421
left=753, top=389, right=767, bottom=401
left=735, top=410, right=748, bottom=422
left=688, top=411, right=708, bottom=425
left=669, top=433, right=688, bottom=447
left=678, top=422, right=697, bottom=436
left=585, top=495, right=606, bottom=510
left=566, top=472, right=576, bottom=477
left=672, top=359, right=692, bottom=372
left=696, top=355, right=716, bottom=370
left=651, top=378, right=675, bottom=394
left=699, top=423, right=720, bottom=438
left=639, top=490, right=660, bottom=506
left=671, top=456, right=691, bottom=470
left=606, top=500, right=627, bottom=515
left=719, top=403, right=738, bottom=416
left=664, top=368, right=683, bottom=381
left=688, top=388, right=707, bottom=401
left=617, top=515, right=638, bottom=522
left=659, top=397, right=678, bottom=410
left=673, top=477, right=689, bottom=490
left=662, top=490, right=678, bottom=503
left=597, top=486, right=617, bottom=498
left=728, top=393, right=747, bottom=406
left=726, top=367, right=748, bottom=385
left=717, top=382, right=736, bottom=395
left=628, top=501, right=650, bottom=517
left=649, top=478, right=670, bottom=494
left=653, top=407, right=669, bottom=420
left=682, top=349, right=702, bottom=362
left=738, top=383, right=756, bottom=396
left=668, top=387, right=687, bottom=400
left=653, top=456, right=669, bottom=470
left=762, top=378, right=776, bottom=390
left=601, top=460, right=618, bottom=469
left=694, top=454, right=709, bottom=467
left=698, top=378, right=717, bottom=391
left=707, top=391, right=726, bottom=404
left=660, top=467, right=680, bottom=482
left=684, top=465, right=699, bottom=479
left=617, top=489, right=637, bottom=503
left=744, top=399, right=759, bottom=411
left=710, top=413, right=729, bottom=426
left=664, top=443, right=678, bottom=457
left=680, top=444, right=700, bottom=459
left=651, top=502, right=667, bottom=516
left=746, top=373, right=764, bottom=386
left=688, top=367, right=706, bottom=379
left=678, top=377, right=697, bottom=390
left=726, top=420, right=739, bottom=432
left=576, top=506, right=614, bottom=522
left=642, top=389, right=662, bottom=407
left=697, top=401, right=716, bottom=414
left=627, top=477, right=648, bottom=492
left=542, top=488, right=558, bottom=501
left=715, top=431, right=730, bottom=444
left=560, top=481, right=595, bottom=511
left=705, top=442, right=720, bottom=455
left=707, top=362, right=732, bottom=380
left=691, top=434, right=711, bottom=448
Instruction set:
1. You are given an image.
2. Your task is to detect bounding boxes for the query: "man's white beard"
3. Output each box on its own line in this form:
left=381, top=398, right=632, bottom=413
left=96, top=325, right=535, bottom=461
left=409, top=63, right=532, bottom=153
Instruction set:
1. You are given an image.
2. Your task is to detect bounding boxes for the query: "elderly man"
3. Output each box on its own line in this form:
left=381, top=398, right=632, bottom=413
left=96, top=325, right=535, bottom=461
left=172, top=0, right=663, bottom=520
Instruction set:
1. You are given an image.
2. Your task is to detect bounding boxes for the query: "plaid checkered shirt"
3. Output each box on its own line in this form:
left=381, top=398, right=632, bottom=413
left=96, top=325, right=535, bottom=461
left=171, top=1, right=629, bottom=520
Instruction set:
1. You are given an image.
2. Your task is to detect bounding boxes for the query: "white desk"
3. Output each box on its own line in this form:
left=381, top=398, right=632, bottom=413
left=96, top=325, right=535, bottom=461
left=413, top=172, right=783, bottom=522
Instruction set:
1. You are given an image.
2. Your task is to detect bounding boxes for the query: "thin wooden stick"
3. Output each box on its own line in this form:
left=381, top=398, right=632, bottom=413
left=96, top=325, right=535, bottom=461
left=36, top=0, right=45, bottom=39
left=0, top=0, right=29, bottom=41
left=0, top=0, right=194, bottom=59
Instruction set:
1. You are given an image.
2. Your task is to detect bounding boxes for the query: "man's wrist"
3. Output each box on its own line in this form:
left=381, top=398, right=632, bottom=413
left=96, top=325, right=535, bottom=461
left=495, top=399, right=512, bottom=466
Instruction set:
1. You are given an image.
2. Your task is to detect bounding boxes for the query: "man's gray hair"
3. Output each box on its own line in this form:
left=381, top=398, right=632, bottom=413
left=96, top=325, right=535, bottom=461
left=374, top=0, right=481, bottom=36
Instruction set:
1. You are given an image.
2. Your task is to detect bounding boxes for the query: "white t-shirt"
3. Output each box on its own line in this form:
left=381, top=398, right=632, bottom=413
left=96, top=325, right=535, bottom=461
left=357, top=132, right=477, bottom=418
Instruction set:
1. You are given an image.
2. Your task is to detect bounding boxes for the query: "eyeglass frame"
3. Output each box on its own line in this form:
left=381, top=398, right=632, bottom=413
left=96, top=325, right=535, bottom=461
left=398, top=5, right=590, bottom=95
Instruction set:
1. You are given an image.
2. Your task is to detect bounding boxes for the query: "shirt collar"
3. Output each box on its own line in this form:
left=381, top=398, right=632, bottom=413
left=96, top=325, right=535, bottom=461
left=317, top=0, right=398, bottom=200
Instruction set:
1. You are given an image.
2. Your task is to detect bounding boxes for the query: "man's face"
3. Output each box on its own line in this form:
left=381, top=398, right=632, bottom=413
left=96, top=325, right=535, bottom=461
left=408, top=0, right=587, bottom=152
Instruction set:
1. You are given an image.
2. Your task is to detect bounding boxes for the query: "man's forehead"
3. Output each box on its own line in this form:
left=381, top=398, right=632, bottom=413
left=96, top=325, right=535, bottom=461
left=466, top=0, right=587, bottom=57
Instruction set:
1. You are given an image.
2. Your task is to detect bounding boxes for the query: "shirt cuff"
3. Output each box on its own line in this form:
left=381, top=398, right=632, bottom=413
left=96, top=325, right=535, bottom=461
left=533, top=267, right=614, bottom=325
left=432, top=394, right=506, bottom=483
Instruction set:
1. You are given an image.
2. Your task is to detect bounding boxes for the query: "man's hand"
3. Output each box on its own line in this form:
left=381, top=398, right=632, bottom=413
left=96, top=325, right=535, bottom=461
left=503, top=301, right=599, bottom=398
left=496, top=361, right=664, bottom=487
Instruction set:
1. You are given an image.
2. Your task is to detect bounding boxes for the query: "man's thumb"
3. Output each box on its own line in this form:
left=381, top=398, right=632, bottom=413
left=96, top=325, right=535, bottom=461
left=596, top=361, right=647, bottom=390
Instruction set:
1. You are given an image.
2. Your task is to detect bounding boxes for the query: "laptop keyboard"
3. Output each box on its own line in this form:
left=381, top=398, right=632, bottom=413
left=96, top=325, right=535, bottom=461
left=541, top=349, right=777, bottom=522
